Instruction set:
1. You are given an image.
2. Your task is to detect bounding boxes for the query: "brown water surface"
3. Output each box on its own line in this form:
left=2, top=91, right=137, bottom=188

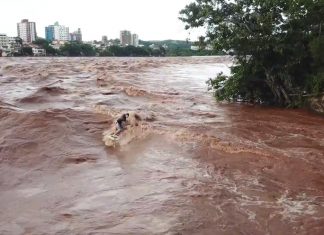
left=0, top=57, right=324, bottom=234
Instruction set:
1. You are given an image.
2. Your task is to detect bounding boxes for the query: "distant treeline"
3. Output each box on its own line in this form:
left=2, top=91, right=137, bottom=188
left=19, top=38, right=219, bottom=57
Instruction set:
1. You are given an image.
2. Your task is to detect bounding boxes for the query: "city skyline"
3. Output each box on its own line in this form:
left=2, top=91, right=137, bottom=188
left=1, top=0, right=205, bottom=41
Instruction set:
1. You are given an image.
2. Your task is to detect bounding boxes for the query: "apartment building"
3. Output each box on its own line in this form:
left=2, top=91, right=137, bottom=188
left=17, top=19, right=37, bottom=43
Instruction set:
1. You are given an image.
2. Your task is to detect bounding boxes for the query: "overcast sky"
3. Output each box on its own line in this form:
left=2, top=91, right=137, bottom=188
left=1, top=0, right=205, bottom=41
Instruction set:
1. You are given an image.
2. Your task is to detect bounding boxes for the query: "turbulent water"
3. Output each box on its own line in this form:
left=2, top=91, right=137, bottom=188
left=0, top=57, right=324, bottom=235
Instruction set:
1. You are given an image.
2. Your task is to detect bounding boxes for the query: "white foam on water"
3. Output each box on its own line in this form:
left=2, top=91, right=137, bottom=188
left=277, top=191, right=318, bottom=221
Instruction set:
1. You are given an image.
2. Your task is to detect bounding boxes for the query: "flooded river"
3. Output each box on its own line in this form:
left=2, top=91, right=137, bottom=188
left=0, top=57, right=324, bottom=234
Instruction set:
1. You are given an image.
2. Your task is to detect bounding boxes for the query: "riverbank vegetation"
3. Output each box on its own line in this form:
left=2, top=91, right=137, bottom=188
left=180, top=0, right=323, bottom=107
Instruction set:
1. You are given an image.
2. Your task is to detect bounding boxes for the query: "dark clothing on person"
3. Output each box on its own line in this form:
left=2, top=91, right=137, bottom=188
left=115, top=113, right=129, bottom=134
left=116, top=113, right=128, bottom=126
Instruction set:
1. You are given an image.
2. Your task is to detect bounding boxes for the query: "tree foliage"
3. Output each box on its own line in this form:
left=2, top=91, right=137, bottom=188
left=180, top=0, right=324, bottom=106
left=99, top=45, right=161, bottom=57
left=22, top=46, right=33, bottom=56
left=60, top=42, right=96, bottom=56
left=13, top=38, right=221, bottom=58
left=33, top=38, right=58, bottom=55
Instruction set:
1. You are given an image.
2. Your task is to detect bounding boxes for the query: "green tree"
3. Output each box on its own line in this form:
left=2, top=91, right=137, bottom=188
left=33, top=38, right=48, bottom=47
left=195, top=36, right=206, bottom=50
left=80, top=43, right=96, bottom=56
left=13, top=37, right=23, bottom=56
left=60, top=42, right=96, bottom=56
left=22, top=46, right=33, bottom=56
left=15, top=37, right=23, bottom=46
left=180, top=0, right=324, bottom=106
left=308, top=36, right=324, bottom=94
left=158, top=46, right=166, bottom=56
left=100, top=45, right=152, bottom=57
left=99, top=48, right=113, bottom=56
left=107, top=45, right=127, bottom=56
left=33, top=38, right=58, bottom=55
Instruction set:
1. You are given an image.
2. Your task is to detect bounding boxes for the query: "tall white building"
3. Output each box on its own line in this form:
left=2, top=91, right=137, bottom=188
left=120, top=30, right=139, bottom=47
left=120, top=30, right=132, bottom=46
left=45, top=22, right=69, bottom=41
left=17, top=19, right=37, bottom=43
left=131, top=34, right=139, bottom=47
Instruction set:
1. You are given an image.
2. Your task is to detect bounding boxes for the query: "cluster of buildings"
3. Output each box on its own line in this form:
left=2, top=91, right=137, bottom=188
left=16, top=19, right=83, bottom=44
left=0, top=19, right=83, bottom=56
left=1, top=18, right=141, bottom=56
left=45, top=21, right=82, bottom=50
left=0, top=19, right=37, bottom=56
left=0, top=33, right=22, bottom=56
left=86, top=31, right=140, bottom=50
left=45, top=22, right=82, bottom=42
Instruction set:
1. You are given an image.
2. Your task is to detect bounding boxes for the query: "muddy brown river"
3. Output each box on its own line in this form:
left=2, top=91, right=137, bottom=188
left=0, top=57, right=324, bottom=235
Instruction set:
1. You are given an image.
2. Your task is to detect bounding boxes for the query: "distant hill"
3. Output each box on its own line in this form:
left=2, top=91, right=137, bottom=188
left=138, top=39, right=221, bottom=56
left=139, top=40, right=192, bottom=49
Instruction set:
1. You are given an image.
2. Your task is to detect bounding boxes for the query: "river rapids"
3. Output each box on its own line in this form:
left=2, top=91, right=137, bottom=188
left=0, top=57, right=324, bottom=234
